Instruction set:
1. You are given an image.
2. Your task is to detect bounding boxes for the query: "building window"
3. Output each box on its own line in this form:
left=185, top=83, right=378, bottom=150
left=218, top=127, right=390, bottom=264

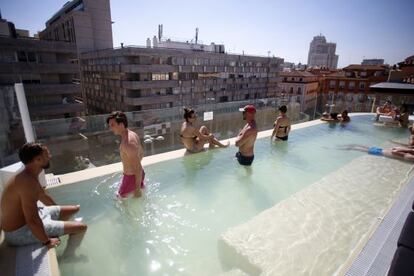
left=329, top=80, right=336, bottom=89
left=348, top=81, right=355, bottom=89
left=152, top=73, right=169, bottom=81
left=359, top=82, right=366, bottom=89
left=339, top=81, right=345, bottom=89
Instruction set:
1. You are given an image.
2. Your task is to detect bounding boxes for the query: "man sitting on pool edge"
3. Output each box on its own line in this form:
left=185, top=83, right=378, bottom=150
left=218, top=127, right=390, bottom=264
left=0, top=143, right=87, bottom=248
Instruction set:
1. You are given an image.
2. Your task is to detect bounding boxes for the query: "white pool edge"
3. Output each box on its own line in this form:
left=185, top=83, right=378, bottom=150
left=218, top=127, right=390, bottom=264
left=56, top=113, right=368, bottom=186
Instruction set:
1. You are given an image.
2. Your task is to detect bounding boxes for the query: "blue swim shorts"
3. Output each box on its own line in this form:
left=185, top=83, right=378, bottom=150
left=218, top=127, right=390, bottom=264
left=4, top=202, right=64, bottom=246
left=368, top=147, right=383, bottom=156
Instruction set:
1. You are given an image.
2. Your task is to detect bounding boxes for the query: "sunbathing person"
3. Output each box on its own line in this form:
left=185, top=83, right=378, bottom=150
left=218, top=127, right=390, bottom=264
left=342, top=144, right=414, bottom=162
left=375, top=100, right=395, bottom=121
left=180, top=107, right=229, bottom=153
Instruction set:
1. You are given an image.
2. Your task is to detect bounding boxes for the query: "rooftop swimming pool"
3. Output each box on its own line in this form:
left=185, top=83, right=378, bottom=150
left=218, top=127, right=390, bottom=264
left=48, top=115, right=413, bottom=276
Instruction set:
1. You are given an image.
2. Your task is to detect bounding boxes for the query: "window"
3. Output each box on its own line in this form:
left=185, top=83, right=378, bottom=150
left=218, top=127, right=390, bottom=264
left=152, top=73, right=169, bottom=81
left=359, top=82, right=366, bottom=89
left=329, top=80, right=336, bottom=89
left=360, top=71, right=367, bottom=77
left=348, top=81, right=355, bottom=89
left=339, top=81, right=345, bottom=89
left=297, top=87, right=302, bottom=94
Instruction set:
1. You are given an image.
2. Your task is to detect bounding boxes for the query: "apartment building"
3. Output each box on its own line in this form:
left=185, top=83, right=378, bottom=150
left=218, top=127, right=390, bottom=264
left=80, top=46, right=283, bottom=114
left=321, top=64, right=389, bottom=112
left=279, top=71, right=319, bottom=113
left=0, top=18, right=84, bottom=165
left=39, top=0, right=113, bottom=53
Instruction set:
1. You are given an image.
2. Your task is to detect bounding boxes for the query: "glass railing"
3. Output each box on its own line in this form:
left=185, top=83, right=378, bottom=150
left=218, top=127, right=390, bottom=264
left=4, top=94, right=391, bottom=174
left=0, top=99, right=313, bottom=174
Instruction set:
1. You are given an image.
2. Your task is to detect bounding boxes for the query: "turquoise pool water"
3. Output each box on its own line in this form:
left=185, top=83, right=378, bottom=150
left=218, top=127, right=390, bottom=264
left=49, top=115, right=411, bottom=275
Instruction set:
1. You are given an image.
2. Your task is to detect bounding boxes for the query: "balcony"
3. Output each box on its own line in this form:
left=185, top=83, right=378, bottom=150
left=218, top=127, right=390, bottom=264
left=122, top=80, right=178, bottom=89
left=0, top=36, right=77, bottom=53
left=124, top=95, right=177, bottom=106
left=29, top=102, right=84, bottom=117
left=24, top=83, right=81, bottom=96
left=122, top=64, right=176, bottom=73
left=0, top=62, right=79, bottom=74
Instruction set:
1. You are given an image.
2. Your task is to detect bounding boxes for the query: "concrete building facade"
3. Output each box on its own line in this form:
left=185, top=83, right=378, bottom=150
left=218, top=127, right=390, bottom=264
left=80, top=46, right=283, bottom=114
left=320, top=64, right=389, bottom=112
left=362, top=59, right=384, bottom=66
left=307, top=35, right=338, bottom=69
left=279, top=71, right=319, bottom=114
left=0, top=18, right=85, bottom=166
left=39, top=0, right=113, bottom=53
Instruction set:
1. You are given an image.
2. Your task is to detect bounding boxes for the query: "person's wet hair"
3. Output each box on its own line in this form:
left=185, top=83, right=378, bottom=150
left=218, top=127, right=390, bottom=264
left=106, top=111, right=128, bottom=128
left=342, top=110, right=348, bottom=116
left=18, top=142, right=45, bottom=165
left=400, top=104, right=408, bottom=113
left=330, top=112, right=339, bottom=120
left=183, top=107, right=196, bottom=122
left=279, top=105, right=287, bottom=113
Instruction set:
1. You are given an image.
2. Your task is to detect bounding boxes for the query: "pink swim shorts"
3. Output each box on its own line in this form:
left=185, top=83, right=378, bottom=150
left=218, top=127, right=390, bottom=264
left=118, top=170, right=145, bottom=198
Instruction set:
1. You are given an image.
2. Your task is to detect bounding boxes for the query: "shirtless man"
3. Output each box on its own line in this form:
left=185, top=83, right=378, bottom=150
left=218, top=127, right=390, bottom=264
left=0, top=143, right=87, bottom=247
left=235, top=105, right=258, bottom=166
left=271, top=105, right=291, bottom=141
left=107, top=111, right=144, bottom=198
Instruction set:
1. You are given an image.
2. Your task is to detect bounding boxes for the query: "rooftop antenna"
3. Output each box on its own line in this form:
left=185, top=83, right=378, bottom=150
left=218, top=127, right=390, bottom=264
left=195, top=27, right=199, bottom=44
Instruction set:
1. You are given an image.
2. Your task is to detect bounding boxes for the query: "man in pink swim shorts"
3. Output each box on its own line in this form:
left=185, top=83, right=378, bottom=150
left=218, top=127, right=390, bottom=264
left=107, top=111, right=145, bottom=198
left=118, top=170, right=145, bottom=198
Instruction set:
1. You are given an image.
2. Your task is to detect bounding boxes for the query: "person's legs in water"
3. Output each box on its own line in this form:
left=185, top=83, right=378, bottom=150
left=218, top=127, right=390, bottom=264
left=199, top=126, right=229, bottom=148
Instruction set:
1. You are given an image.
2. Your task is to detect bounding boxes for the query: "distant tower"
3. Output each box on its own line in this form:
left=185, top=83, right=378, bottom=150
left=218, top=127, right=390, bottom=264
left=146, top=38, right=151, bottom=48
left=195, top=28, right=198, bottom=44
left=153, top=35, right=158, bottom=48
left=307, top=35, right=338, bottom=69
left=158, top=24, right=163, bottom=41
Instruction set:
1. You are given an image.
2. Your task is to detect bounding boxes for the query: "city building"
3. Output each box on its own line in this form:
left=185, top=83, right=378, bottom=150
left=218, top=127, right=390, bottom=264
left=307, top=35, right=338, bottom=69
left=370, top=54, right=414, bottom=110
left=320, top=64, right=389, bottom=112
left=0, top=17, right=84, bottom=166
left=39, top=0, right=113, bottom=53
left=362, top=59, right=384, bottom=66
left=388, top=55, right=414, bottom=83
left=278, top=71, right=319, bottom=114
left=80, top=46, right=283, bottom=114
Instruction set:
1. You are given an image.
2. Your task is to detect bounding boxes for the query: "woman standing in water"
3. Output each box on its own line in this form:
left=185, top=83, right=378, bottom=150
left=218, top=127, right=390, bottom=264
left=271, top=105, right=291, bottom=141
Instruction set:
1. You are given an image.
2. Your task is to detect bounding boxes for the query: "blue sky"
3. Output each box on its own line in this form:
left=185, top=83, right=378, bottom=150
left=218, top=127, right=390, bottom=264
left=1, top=0, right=413, bottom=67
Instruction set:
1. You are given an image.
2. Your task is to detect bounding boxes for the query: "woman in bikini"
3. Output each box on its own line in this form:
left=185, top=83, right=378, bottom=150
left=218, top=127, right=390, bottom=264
left=180, top=107, right=229, bottom=153
left=271, top=105, right=291, bottom=141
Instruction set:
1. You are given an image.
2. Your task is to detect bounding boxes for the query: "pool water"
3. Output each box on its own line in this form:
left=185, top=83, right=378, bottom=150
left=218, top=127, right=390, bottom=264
left=49, top=115, right=412, bottom=276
